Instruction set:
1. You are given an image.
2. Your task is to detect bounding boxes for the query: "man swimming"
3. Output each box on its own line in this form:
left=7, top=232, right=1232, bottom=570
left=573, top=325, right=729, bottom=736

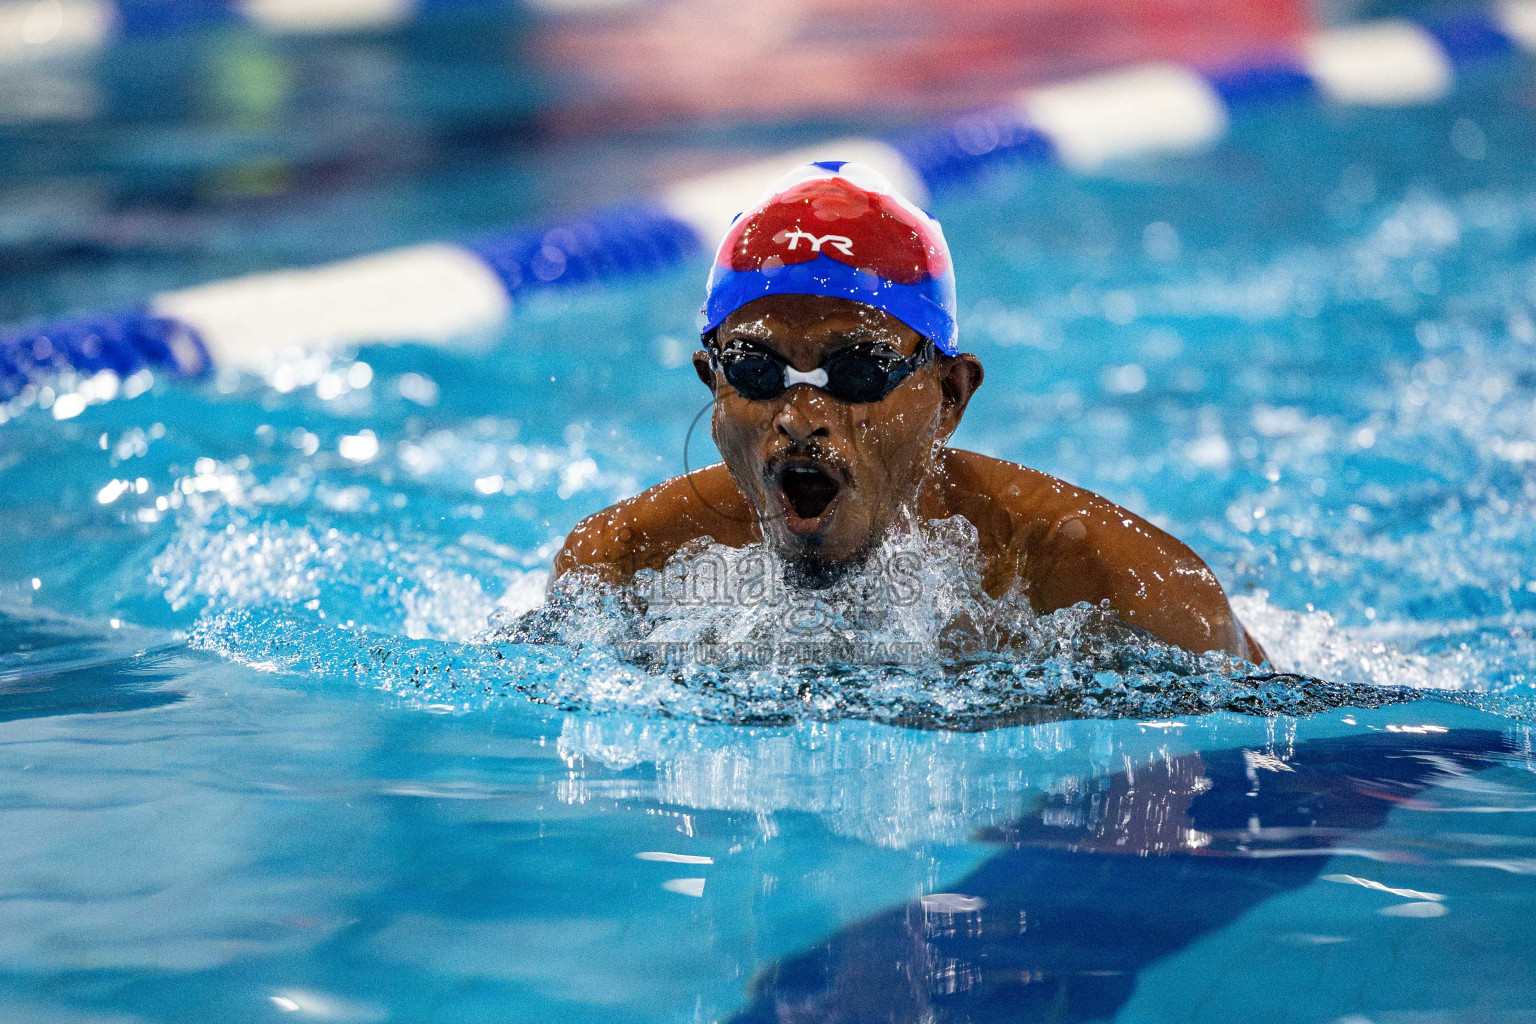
left=554, top=161, right=1265, bottom=662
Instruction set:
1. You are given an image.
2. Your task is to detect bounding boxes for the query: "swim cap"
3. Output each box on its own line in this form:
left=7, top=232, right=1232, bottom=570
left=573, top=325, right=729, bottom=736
left=700, top=161, right=958, bottom=354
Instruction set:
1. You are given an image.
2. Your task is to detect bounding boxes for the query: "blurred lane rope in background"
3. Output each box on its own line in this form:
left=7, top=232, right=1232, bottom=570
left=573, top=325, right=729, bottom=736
left=2, top=0, right=1534, bottom=406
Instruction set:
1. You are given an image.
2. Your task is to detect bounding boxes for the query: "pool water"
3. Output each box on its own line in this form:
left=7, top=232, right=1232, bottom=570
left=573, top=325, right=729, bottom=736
left=4, top=20, right=1536, bottom=1024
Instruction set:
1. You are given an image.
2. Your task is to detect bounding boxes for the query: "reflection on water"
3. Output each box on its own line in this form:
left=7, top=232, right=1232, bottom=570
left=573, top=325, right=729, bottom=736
left=0, top=606, right=184, bottom=721
left=0, top=607, right=1534, bottom=1022
left=730, top=727, right=1531, bottom=1023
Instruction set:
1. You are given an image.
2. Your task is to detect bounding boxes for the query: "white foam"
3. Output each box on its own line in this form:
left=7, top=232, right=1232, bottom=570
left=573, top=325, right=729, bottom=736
left=661, top=878, right=705, bottom=898
left=1378, top=900, right=1448, bottom=917
left=1018, top=64, right=1228, bottom=170
left=1321, top=873, right=1444, bottom=901
left=920, top=893, right=986, bottom=914
left=660, top=138, right=928, bottom=247
left=267, top=989, right=385, bottom=1022
left=624, top=515, right=1022, bottom=665
left=1303, top=22, right=1453, bottom=106
left=151, top=244, right=511, bottom=372
left=1233, top=593, right=1480, bottom=692
left=154, top=491, right=541, bottom=643
left=635, top=851, right=712, bottom=865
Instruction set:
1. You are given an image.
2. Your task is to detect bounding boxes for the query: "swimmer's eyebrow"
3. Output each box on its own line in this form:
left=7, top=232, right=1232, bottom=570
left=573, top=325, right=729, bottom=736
left=823, top=327, right=905, bottom=354
left=826, top=328, right=884, bottom=347
left=721, top=323, right=771, bottom=343
left=718, top=324, right=897, bottom=355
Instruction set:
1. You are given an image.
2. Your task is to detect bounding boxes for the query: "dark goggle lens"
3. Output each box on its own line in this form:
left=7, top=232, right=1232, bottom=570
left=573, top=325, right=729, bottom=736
left=720, top=354, right=787, bottom=400
left=823, top=354, right=900, bottom=403
left=714, top=342, right=926, bottom=403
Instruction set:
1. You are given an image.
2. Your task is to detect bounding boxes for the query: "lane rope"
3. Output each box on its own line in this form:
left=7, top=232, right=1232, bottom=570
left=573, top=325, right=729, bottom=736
left=3, top=1, right=1533, bottom=397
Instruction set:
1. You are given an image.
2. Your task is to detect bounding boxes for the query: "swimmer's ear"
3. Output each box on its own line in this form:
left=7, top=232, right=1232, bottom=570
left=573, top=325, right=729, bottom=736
left=937, top=353, right=983, bottom=435
left=693, top=350, right=715, bottom=390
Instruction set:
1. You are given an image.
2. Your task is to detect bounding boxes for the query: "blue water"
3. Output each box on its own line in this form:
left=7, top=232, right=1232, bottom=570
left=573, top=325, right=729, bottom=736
left=4, top=18, right=1536, bottom=1024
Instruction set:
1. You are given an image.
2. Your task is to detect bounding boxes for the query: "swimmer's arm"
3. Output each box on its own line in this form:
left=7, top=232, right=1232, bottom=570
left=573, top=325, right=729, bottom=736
left=940, top=452, right=1262, bottom=661
left=1025, top=506, right=1261, bottom=662
left=551, top=463, right=754, bottom=586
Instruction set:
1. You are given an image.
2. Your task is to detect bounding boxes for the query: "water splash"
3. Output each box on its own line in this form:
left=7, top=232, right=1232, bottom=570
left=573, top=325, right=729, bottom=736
left=465, top=517, right=1417, bottom=728
left=1233, top=592, right=1486, bottom=692
left=157, top=471, right=1526, bottom=730
left=154, top=513, right=544, bottom=643
left=143, top=180, right=1536, bottom=731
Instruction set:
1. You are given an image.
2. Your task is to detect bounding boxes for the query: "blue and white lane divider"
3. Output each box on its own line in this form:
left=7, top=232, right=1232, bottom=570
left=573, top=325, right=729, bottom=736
left=4, top=3, right=1536, bottom=400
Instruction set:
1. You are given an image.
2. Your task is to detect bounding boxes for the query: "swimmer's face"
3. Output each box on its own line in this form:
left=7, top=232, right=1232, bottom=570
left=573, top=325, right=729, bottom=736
left=695, top=295, right=982, bottom=571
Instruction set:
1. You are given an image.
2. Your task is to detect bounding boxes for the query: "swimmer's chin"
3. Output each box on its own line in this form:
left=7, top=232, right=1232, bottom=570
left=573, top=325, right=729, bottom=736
left=760, top=506, right=862, bottom=566
left=780, top=546, right=866, bottom=589
left=760, top=520, right=879, bottom=587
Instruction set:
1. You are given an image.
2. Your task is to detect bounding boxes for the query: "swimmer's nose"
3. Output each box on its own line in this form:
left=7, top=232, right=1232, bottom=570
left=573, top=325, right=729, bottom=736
left=773, top=389, right=831, bottom=444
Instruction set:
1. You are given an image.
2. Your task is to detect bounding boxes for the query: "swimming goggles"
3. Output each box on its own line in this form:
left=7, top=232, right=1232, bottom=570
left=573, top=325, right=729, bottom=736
left=707, top=338, right=935, bottom=404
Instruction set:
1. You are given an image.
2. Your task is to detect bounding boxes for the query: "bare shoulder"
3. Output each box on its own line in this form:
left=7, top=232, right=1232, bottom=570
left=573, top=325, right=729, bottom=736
left=938, top=449, right=1128, bottom=525
left=936, top=449, right=1171, bottom=562
left=552, top=463, right=756, bottom=583
left=938, top=449, right=1262, bottom=661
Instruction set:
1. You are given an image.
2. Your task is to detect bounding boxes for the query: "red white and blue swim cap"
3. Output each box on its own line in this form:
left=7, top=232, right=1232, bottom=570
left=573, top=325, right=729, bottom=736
left=700, top=161, right=958, bottom=355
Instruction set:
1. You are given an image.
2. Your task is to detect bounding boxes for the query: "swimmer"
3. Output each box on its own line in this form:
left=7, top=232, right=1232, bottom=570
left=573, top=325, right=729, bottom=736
left=555, top=161, right=1266, bottom=662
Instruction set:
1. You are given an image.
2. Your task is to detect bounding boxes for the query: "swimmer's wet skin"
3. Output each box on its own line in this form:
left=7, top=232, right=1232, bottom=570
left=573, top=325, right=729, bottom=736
left=553, top=161, right=1265, bottom=662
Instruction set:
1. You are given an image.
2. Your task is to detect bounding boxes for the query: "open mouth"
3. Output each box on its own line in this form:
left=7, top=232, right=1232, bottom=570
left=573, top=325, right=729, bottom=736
left=776, top=463, right=842, bottom=528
